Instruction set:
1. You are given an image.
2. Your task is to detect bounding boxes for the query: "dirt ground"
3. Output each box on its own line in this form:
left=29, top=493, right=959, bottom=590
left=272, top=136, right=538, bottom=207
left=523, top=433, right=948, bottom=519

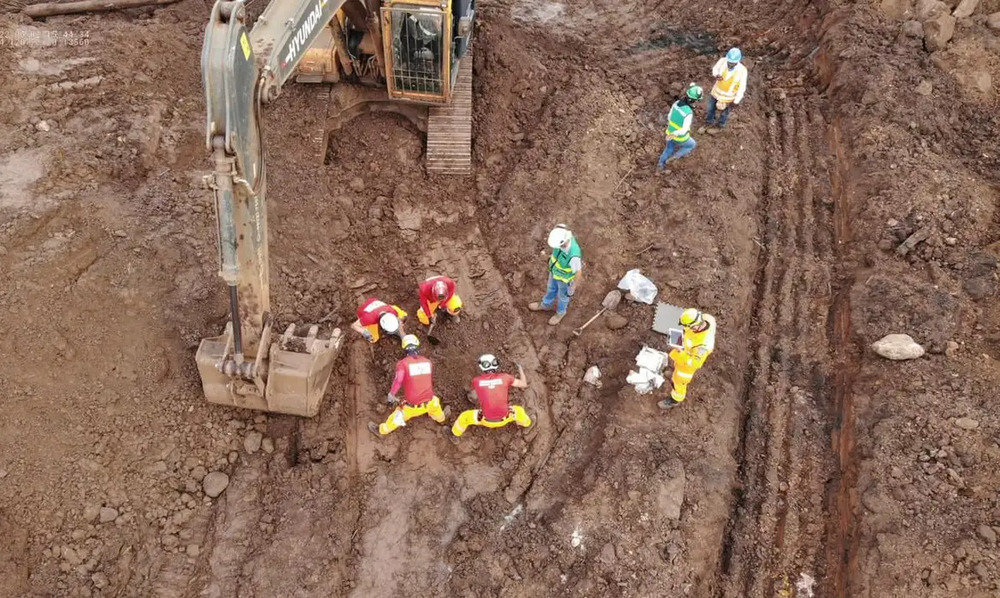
left=1, top=0, right=999, bottom=594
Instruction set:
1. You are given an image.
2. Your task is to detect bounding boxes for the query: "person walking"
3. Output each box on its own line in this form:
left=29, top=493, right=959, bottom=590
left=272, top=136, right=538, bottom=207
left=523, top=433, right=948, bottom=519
left=657, top=83, right=704, bottom=171
left=528, top=224, right=583, bottom=326
left=701, top=47, right=748, bottom=134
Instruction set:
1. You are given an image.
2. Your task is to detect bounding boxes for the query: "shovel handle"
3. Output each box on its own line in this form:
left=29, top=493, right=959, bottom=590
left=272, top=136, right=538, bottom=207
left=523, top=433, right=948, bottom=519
left=572, top=307, right=607, bottom=336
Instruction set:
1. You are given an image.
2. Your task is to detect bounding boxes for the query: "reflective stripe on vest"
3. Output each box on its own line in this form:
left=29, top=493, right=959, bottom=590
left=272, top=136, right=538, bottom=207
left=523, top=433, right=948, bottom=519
left=548, top=237, right=582, bottom=283
left=712, top=67, right=741, bottom=102
left=666, top=102, right=692, bottom=142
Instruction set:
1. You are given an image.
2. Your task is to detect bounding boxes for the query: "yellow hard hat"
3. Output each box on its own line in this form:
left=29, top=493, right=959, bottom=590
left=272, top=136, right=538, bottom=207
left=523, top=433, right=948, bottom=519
left=401, top=334, right=420, bottom=351
left=679, top=308, right=703, bottom=327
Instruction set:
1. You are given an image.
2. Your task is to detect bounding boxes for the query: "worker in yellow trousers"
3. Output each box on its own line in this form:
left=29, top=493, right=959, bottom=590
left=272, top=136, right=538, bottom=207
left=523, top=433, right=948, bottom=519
left=659, top=308, right=716, bottom=409
left=452, top=354, right=532, bottom=439
left=368, top=335, right=450, bottom=436
left=416, top=275, right=463, bottom=326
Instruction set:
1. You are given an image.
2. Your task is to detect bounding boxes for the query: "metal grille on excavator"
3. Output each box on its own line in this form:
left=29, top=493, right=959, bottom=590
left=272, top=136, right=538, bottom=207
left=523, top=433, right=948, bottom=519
left=426, top=53, right=473, bottom=176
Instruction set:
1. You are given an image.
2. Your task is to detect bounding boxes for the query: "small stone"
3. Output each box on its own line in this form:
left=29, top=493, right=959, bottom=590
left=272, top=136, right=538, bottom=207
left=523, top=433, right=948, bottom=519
left=903, top=19, right=925, bottom=36
left=99, top=507, right=118, bottom=524
left=916, top=80, right=934, bottom=96
left=605, top=313, right=629, bottom=331
left=923, top=14, right=956, bottom=51
left=945, top=341, right=960, bottom=356
left=62, top=547, right=82, bottom=566
left=161, top=534, right=179, bottom=549
left=891, top=466, right=904, bottom=478
left=228, top=451, right=238, bottom=463
left=988, top=12, right=1000, bottom=29
left=599, top=542, right=617, bottom=564
left=35, top=120, right=50, bottom=132
left=262, top=438, right=274, bottom=454
left=202, top=471, right=230, bottom=498
left=871, top=334, right=925, bottom=360
left=349, top=177, right=365, bottom=192
left=952, top=0, right=978, bottom=18
left=91, top=572, right=109, bottom=589
left=191, top=465, right=207, bottom=482
left=945, top=237, right=957, bottom=246
left=877, top=239, right=894, bottom=251
left=82, top=505, right=100, bottom=523
left=974, top=562, right=989, bottom=578
left=112, top=230, right=127, bottom=238
left=244, top=431, right=263, bottom=454
left=186, top=544, right=201, bottom=557
left=978, top=524, right=997, bottom=544
left=954, top=417, right=979, bottom=430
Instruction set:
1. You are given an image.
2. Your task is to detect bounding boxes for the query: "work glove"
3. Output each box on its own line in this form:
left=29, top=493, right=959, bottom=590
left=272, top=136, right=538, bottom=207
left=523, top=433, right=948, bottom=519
left=362, top=330, right=373, bottom=342
left=387, top=393, right=399, bottom=406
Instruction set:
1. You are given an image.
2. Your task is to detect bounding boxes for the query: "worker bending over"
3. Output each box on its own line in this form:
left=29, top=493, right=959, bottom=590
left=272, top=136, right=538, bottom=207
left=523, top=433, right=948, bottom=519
left=659, top=308, right=716, bottom=410
left=368, top=335, right=449, bottom=436
left=452, top=354, right=532, bottom=438
left=657, top=83, right=704, bottom=171
left=528, top=224, right=583, bottom=326
left=351, top=297, right=407, bottom=343
left=417, top=275, right=463, bottom=326
left=701, top=48, right=748, bottom=134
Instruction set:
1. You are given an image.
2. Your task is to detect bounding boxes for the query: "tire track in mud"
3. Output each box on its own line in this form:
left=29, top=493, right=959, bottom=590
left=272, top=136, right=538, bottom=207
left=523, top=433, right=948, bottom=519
left=717, top=92, right=838, bottom=597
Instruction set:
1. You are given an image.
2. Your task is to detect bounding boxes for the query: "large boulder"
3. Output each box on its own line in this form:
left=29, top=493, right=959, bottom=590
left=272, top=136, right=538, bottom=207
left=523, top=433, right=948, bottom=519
left=923, top=14, right=956, bottom=51
left=871, top=334, right=926, bottom=360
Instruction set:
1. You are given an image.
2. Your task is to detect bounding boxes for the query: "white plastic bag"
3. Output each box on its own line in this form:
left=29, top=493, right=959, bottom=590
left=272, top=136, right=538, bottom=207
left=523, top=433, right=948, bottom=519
left=583, top=366, right=602, bottom=387
left=617, top=269, right=658, bottom=304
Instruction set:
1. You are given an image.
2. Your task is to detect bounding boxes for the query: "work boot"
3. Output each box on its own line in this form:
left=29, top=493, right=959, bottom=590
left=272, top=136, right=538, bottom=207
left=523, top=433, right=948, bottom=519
left=698, top=125, right=709, bottom=134
left=657, top=399, right=680, bottom=410
left=706, top=126, right=723, bottom=136
left=548, top=313, right=565, bottom=326
left=367, top=422, right=381, bottom=437
left=442, top=406, right=452, bottom=421
left=528, top=302, right=552, bottom=312
left=449, top=432, right=461, bottom=445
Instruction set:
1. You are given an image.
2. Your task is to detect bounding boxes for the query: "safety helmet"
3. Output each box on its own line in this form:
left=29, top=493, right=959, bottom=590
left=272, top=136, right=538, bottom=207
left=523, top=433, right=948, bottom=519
left=478, top=353, right=500, bottom=372
left=726, top=47, right=742, bottom=63
left=401, top=334, right=420, bottom=352
left=679, top=308, right=704, bottom=328
left=547, top=224, right=572, bottom=249
left=447, top=294, right=463, bottom=315
left=433, top=280, right=449, bottom=300
left=685, top=83, right=704, bottom=102
left=379, top=312, right=400, bottom=334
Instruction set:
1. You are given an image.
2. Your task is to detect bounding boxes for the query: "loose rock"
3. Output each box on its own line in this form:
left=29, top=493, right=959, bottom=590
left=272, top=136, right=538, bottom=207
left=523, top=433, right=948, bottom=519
left=99, top=507, right=118, bottom=524
left=923, top=14, right=956, bottom=51
left=186, top=544, right=201, bottom=557
left=244, top=430, right=263, bottom=454
left=202, top=471, right=230, bottom=498
left=988, top=12, right=1000, bottom=29
left=82, top=505, right=100, bottom=523
left=349, top=177, right=365, bottom=192
left=902, top=19, right=925, bottom=36
left=262, top=438, right=274, bottom=454
left=916, top=80, right=933, bottom=96
left=916, top=0, right=949, bottom=18
left=871, top=334, right=925, bottom=360
left=952, top=0, right=978, bottom=17
left=954, top=417, right=979, bottom=430
left=978, top=524, right=997, bottom=544
left=605, top=313, right=628, bottom=330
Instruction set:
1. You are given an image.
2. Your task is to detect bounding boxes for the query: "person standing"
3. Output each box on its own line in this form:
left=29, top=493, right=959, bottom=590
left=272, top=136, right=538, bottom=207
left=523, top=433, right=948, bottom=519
left=657, top=83, right=704, bottom=171
left=702, top=48, right=748, bottom=134
left=451, top=354, right=532, bottom=439
left=659, top=308, right=717, bottom=410
left=368, top=335, right=449, bottom=436
left=528, top=224, right=583, bottom=326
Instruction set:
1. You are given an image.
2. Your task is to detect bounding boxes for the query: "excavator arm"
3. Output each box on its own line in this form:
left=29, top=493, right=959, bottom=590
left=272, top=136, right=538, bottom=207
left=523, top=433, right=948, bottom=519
left=197, top=0, right=349, bottom=417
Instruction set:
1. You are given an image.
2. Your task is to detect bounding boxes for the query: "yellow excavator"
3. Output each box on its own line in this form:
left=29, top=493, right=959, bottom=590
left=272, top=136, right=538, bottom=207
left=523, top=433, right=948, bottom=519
left=195, top=0, right=475, bottom=416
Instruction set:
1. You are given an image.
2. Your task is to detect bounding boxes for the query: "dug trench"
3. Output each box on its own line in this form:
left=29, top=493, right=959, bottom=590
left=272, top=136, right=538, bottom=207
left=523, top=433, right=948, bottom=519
left=3, top=0, right=1000, bottom=593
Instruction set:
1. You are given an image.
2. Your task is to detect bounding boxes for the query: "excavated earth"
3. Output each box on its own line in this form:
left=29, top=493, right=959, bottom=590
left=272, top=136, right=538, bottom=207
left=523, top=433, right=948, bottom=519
left=1, top=0, right=999, bottom=594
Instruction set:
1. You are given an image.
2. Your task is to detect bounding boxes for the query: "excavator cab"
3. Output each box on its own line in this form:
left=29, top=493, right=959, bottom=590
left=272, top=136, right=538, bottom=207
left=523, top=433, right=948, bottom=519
left=381, top=0, right=474, bottom=103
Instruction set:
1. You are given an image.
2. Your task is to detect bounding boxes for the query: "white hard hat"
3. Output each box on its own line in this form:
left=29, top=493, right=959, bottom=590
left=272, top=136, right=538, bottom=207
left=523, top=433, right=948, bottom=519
left=547, top=224, right=572, bottom=249
left=378, top=312, right=400, bottom=334
left=478, top=353, right=500, bottom=372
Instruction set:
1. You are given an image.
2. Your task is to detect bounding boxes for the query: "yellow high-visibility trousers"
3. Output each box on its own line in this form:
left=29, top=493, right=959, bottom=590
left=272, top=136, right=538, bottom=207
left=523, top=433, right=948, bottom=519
left=378, top=396, right=446, bottom=435
left=417, top=295, right=462, bottom=325
left=451, top=406, right=532, bottom=437
left=670, top=365, right=698, bottom=403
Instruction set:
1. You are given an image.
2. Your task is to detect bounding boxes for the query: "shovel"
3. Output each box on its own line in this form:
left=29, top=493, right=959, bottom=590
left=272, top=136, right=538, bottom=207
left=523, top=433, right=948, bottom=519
left=426, top=319, right=440, bottom=345
left=572, top=290, right=623, bottom=337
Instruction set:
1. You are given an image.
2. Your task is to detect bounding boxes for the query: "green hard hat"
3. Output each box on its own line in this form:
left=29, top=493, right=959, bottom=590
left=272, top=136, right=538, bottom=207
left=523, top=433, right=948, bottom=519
left=685, top=83, right=704, bottom=101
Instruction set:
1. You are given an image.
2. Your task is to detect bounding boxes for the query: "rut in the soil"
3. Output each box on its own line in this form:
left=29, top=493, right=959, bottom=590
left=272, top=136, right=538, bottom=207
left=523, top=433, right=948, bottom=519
left=717, top=91, right=840, bottom=597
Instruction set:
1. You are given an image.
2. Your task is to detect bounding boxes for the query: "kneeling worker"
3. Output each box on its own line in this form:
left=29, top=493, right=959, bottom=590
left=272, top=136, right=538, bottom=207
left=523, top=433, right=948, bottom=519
left=452, top=354, right=532, bottom=438
left=368, top=335, right=449, bottom=436
left=351, top=297, right=407, bottom=343
left=417, top=275, right=463, bottom=326
left=659, top=308, right=716, bottom=410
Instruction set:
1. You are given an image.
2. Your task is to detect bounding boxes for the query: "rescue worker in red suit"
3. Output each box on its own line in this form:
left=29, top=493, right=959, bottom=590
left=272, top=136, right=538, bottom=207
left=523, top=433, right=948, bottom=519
left=367, top=334, right=449, bottom=436
left=451, top=354, right=532, bottom=439
left=350, top=297, right=407, bottom=343
left=416, top=275, right=463, bottom=326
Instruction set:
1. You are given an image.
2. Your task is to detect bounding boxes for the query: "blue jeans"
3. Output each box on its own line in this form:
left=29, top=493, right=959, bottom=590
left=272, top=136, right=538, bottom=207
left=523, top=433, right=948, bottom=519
left=657, top=137, right=697, bottom=168
left=540, top=274, right=573, bottom=315
left=706, top=96, right=731, bottom=127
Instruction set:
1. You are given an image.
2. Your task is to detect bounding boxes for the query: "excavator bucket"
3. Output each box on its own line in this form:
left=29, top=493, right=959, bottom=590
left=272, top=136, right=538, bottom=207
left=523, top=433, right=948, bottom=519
left=195, top=323, right=343, bottom=417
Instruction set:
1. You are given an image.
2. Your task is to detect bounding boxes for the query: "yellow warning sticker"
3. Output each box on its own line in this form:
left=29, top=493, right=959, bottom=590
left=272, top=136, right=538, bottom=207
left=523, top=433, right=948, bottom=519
left=240, top=32, right=251, bottom=60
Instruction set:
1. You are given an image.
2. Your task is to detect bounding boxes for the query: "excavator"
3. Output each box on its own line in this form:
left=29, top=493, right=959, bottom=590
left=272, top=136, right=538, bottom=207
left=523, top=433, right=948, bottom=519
left=195, top=0, right=475, bottom=416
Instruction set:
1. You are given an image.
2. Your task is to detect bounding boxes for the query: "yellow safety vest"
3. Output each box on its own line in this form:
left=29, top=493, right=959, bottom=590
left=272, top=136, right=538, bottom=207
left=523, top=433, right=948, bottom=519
left=712, top=68, right=742, bottom=103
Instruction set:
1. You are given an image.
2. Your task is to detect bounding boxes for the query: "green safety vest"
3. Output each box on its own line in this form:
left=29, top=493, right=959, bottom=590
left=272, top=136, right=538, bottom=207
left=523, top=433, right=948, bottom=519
left=666, top=101, right=692, bottom=142
left=549, top=238, right=582, bottom=283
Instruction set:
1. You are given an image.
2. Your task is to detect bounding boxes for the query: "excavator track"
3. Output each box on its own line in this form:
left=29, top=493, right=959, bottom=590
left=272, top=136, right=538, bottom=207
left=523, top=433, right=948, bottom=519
left=426, top=52, right=473, bottom=175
